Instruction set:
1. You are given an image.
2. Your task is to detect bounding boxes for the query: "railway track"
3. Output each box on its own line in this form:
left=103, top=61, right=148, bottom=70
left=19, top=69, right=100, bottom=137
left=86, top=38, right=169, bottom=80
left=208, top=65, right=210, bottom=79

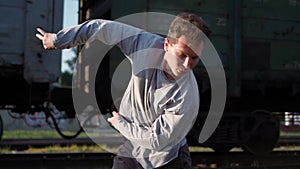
left=0, top=136, right=299, bottom=149
left=277, top=136, right=300, bottom=146
left=0, top=151, right=299, bottom=169
left=193, top=151, right=300, bottom=169
left=0, top=137, right=125, bottom=149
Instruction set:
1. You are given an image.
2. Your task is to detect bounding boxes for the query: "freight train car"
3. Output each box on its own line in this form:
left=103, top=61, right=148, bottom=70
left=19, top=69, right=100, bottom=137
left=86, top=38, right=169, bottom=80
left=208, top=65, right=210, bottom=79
left=0, top=0, right=68, bottom=139
left=76, top=0, right=300, bottom=154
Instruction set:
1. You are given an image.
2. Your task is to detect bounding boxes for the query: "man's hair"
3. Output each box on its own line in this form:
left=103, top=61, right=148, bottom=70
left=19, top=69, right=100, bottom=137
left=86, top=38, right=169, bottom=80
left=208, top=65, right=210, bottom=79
left=167, top=13, right=211, bottom=45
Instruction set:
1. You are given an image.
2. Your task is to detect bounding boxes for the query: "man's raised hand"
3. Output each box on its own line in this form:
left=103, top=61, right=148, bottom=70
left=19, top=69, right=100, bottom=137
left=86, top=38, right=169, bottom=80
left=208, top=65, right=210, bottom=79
left=35, top=28, right=55, bottom=49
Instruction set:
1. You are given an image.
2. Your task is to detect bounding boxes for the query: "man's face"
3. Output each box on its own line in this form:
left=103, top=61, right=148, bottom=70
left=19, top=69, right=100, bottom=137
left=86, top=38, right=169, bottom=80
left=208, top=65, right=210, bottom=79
left=163, top=35, right=204, bottom=79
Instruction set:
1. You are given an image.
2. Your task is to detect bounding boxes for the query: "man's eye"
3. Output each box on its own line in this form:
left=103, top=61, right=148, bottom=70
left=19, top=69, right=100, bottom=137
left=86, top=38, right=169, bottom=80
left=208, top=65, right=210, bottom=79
left=179, top=55, right=187, bottom=58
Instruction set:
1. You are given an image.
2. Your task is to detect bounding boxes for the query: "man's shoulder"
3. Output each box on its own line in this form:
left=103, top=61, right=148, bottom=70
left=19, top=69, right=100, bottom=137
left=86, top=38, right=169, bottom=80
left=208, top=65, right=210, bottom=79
left=137, top=32, right=164, bottom=48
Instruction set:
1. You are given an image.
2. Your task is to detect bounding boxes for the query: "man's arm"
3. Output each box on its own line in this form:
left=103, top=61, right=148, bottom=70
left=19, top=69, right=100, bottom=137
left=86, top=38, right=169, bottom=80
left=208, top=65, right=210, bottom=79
left=108, top=90, right=199, bottom=151
left=35, top=19, right=143, bottom=51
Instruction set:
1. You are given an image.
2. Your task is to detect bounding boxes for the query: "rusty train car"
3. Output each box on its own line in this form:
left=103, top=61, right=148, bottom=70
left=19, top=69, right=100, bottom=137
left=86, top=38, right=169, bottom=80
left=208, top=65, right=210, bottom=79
left=0, top=0, right=66, bottom=139
left=76, top=0, right=300, bottom=154
left=0, top=0, right=300, bottom=155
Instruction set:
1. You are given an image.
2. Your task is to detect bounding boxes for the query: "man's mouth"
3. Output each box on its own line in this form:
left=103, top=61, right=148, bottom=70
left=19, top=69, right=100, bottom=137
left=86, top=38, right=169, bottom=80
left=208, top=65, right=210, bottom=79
left=176, top=67, right=189, bottom=74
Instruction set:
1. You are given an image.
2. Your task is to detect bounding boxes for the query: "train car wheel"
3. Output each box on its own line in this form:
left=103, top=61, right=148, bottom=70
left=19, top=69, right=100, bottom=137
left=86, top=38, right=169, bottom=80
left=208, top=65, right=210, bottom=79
left=43, top=102, right=83, bottom=139
left=242, top=110, right=280, bottom=155
left=211, top=144, right=234, bottom=153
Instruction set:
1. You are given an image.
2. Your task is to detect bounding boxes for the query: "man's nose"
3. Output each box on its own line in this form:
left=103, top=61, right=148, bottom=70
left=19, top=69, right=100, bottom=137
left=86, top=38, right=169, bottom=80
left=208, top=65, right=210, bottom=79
left=182, top=57, right=192, bottom=69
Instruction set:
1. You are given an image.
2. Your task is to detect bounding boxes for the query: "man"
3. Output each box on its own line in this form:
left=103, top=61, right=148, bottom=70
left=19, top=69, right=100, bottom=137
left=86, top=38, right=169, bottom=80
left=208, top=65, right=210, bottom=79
left=36, top=12, right=211, bottom=169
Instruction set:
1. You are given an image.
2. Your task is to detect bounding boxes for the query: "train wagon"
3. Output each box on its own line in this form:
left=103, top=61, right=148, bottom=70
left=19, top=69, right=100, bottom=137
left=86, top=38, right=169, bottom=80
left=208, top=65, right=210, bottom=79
left=75, top=0, right=300, bottom=154
left=0, top=0, right=65, bottom=139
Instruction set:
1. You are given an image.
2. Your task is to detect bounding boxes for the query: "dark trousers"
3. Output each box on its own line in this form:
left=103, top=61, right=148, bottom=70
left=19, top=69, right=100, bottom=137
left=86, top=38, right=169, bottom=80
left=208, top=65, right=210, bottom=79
left=112, top=143, right=192, bottom=169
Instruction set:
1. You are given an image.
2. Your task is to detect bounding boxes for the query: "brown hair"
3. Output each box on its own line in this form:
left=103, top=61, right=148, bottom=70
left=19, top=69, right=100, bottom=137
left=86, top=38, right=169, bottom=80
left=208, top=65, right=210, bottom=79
left=167, top=13, right=211, bottom=45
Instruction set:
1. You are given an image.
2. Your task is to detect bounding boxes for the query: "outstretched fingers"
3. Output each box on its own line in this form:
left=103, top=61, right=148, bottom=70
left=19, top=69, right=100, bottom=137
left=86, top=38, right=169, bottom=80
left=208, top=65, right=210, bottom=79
left=35, top=28, right=45, bottom=40
left=37, top=27, right=45, bottom=35
left=35, top=33, right=44, bottom=40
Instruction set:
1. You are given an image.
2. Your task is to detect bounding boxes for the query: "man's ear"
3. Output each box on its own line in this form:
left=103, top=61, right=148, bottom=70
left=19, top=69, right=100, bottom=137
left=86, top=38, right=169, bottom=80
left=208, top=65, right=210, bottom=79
left=164, top=38, right=170, bottom=52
